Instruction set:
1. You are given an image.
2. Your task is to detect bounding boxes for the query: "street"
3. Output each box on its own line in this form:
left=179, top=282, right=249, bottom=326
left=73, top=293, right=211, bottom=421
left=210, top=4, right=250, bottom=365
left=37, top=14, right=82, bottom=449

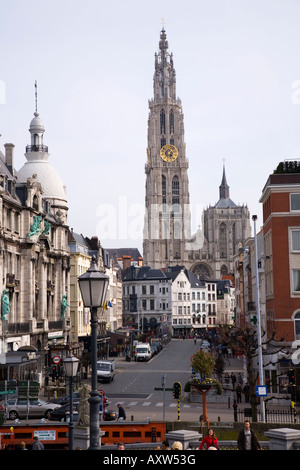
left=99, top=338, right=243, bottom=423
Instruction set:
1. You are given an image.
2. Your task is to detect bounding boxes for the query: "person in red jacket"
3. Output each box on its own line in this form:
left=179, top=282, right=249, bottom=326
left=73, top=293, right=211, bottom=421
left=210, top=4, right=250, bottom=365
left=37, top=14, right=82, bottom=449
left=200, top=428, right=219, bottom=450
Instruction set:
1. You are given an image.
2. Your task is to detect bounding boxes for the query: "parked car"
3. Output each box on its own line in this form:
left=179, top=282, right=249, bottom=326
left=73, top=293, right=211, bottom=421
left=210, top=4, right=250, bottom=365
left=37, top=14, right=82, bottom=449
left=49, top=398, right=114, bottom=422
left=51, top=392, right=81, bottom=405
left=62, top=408, right=117, bottom=423
left=48, top=401, right=80, bottom=422
left=52, top=392, right=109, bottom=407
left=150, top=344, right=157, bottom=357
left=152, top=341, right=163, bottom=352
left=0, top=397, right=60, bottom=420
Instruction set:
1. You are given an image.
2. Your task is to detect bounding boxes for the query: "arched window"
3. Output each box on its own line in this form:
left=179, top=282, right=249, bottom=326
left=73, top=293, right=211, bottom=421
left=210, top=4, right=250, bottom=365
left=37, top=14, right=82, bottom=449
left=221, top=264, right=228, bottom=276
left=162, top=175, right=166, bottom=210
left=172, top=176, right=180, bottom=205
left=160, top=109, right=165, bottom=134
left=170, top=109, right=174, bottom=134
left=219, top=223, right=227, bottom=258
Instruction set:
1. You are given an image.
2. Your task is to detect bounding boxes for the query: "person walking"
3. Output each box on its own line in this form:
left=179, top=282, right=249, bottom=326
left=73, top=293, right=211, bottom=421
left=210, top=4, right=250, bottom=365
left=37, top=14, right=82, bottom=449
left=31, top=436, right=44, bottom=450
left=237, top=420, right=262, bottom=450
left=200, top=428, right=219, bottom=450
left=236, top=383, right=242, bottom=403
left=117, top=403, right=126, bottom=421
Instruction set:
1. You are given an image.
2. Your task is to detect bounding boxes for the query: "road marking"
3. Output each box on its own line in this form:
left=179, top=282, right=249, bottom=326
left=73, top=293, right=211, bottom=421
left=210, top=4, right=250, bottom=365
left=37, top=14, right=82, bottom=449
left=156, top=402, right=164, bottom=407
left=142, top=402, right=151, bottom=406
left=128, top=401, right=138, bottom=406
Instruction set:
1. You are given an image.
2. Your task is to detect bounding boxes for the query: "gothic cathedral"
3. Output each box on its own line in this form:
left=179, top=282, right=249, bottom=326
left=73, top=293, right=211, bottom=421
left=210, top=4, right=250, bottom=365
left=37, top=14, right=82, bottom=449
left=143, top=28, right=251, bottom=279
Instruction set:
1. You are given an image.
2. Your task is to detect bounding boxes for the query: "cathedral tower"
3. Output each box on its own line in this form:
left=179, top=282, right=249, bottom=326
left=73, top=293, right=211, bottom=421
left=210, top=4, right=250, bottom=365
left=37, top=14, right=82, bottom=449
left=143, top=28, right=191, bottom=268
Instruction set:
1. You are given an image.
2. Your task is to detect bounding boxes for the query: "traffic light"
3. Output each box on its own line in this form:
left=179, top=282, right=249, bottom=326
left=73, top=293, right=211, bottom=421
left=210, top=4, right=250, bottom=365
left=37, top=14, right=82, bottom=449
left=288, top=368, right=296, bottom=400
left=289, top=369, right=296, bottom=385
left=173, top=382, right=181, bottom=400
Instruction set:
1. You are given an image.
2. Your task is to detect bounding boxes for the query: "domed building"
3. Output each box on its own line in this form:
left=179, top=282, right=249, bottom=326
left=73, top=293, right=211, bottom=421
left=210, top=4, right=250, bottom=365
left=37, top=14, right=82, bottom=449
left=17, top=110, right=68, bottom=224
left=0, top=102, right=71, bottom=386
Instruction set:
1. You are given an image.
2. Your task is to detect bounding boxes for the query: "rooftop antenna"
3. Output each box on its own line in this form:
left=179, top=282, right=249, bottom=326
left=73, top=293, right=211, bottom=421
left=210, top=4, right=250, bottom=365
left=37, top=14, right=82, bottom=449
left=34, top=80, right=38, bottom=113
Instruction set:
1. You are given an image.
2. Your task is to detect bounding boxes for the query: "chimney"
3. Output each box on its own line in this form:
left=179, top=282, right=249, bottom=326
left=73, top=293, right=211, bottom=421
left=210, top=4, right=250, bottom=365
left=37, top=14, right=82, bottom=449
left=138, top=257, right=143, bottom=266
left=122, top=255, right=132, bottom=272
left=4, top=143, right=15, bottom=175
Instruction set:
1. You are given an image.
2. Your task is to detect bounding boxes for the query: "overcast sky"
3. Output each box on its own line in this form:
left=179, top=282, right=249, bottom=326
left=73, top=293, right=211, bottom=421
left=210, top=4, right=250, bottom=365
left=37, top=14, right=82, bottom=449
left=1, top=0, right=300, bottom=254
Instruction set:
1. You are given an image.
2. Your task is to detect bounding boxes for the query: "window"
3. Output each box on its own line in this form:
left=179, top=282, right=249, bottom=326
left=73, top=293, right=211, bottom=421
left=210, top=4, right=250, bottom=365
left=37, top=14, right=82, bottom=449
left=170, top=110, right=174, bottom=134
left=291, top=230, right=300, bottom=251
left=294, top=311, right=300, bottom=338
left=293, top=270, right=300, bottom=292
left=291, top=194, right=300, bottom=211
left=172, top=176, right=180, bottom=205
left=160, top=110, right=165, bottom=134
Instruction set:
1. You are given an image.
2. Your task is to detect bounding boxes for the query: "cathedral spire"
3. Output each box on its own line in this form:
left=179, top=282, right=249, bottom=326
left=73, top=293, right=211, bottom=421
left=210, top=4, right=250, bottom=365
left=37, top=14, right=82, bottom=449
left=219, top=163, right=230, bottom=200
left=153, top=28, right=176, bottom=101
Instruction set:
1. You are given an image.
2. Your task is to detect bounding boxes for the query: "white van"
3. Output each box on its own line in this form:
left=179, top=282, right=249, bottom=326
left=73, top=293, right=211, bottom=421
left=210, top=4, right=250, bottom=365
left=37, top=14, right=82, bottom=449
left=97, top=360, right=115, bottom=382
left=135, top=343, right=151, bottom=362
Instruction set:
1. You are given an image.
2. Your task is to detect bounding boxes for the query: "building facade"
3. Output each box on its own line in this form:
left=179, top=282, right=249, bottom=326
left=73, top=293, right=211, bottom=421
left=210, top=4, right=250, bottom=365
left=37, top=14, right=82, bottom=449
left=0, top=109, right=70, bottom=383
left=260, top=162, right=300, bottom=343
left=122, top=265, right=172, bottom=337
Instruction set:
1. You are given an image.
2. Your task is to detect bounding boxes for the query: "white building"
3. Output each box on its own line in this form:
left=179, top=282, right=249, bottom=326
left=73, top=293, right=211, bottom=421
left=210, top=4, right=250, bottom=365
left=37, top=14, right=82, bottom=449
left=122, top=265, right=172, bottom=337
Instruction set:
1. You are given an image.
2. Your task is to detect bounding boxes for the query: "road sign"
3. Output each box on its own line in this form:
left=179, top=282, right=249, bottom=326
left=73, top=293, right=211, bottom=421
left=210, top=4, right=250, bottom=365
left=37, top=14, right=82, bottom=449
left=256, top=385, right=267, bottom=397
left=52, top=356, right=61, bottom=364
left=0, top=390, right=15, bottom=395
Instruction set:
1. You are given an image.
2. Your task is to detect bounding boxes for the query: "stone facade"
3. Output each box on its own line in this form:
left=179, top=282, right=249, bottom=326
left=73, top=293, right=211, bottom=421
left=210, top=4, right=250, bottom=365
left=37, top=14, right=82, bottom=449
left=0, top=110, right=70, bottom=383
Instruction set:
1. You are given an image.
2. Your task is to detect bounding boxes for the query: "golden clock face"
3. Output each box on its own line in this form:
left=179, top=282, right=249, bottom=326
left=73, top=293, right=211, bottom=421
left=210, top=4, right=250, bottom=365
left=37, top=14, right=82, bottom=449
left=160, top=144, right=178, bottom=162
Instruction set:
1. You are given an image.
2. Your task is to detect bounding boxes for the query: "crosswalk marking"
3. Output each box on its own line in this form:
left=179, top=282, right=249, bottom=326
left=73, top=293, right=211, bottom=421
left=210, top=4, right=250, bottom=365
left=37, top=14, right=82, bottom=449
left=110, top=401, right=195, bottom=408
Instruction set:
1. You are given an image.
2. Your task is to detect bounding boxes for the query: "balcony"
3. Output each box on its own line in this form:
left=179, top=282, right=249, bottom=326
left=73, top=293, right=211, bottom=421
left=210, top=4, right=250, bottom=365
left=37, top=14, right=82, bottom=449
left=26, top=144, right=48, bottom=153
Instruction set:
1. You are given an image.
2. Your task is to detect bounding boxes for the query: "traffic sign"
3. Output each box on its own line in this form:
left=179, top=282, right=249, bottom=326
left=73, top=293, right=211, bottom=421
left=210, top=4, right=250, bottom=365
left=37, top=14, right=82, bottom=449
left=0, top=390, right=15, bottom=395
left=53, top=356, right=61, bottom=364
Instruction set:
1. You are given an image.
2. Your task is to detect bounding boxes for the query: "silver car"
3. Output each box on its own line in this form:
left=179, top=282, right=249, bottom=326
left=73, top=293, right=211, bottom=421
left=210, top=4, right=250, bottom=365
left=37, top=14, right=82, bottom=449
left=1, top=397, right=60, bottom=420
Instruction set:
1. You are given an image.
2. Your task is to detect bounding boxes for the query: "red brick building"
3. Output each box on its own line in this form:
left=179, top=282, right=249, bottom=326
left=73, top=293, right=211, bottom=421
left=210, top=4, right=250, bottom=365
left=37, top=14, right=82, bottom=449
left=260, top=164, right=300, bottom=343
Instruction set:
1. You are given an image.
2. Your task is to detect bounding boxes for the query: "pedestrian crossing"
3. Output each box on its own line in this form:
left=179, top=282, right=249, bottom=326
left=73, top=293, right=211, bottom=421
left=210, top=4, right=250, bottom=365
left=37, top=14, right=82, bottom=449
left=109, top=400, right=197, bottom=409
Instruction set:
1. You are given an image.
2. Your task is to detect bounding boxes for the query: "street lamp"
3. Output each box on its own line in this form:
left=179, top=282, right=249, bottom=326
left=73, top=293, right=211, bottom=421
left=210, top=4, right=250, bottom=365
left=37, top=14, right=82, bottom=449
left=78, top=256, right=109, bottom=450
left=64, top=354, right=79, bottom=450
left=252, top=215, right=266, bottom=423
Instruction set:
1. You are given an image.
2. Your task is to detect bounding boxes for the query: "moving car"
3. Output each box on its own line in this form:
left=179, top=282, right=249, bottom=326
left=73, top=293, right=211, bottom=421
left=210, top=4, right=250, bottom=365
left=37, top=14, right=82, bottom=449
left=0, top=397, right=60, bottom=420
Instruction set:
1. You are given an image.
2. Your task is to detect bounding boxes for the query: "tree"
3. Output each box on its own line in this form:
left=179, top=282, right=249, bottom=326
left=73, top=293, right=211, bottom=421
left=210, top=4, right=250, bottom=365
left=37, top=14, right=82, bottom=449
left=221, top=325, right=287, bottom=421
left=191, top=349, right=215, bottom=381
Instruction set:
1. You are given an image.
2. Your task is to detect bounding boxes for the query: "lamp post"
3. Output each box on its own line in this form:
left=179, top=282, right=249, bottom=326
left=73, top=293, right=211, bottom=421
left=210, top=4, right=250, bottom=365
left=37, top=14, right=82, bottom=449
left=252, top=215, right=266, bottom=423
left=64, top=354, right=79, bottom=450
left=78, top=256, right=109, bottom=450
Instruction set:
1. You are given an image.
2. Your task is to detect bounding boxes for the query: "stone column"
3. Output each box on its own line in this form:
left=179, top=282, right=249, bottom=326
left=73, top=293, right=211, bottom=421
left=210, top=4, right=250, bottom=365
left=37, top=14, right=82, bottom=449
left=265, top=428, right=300, bottom=450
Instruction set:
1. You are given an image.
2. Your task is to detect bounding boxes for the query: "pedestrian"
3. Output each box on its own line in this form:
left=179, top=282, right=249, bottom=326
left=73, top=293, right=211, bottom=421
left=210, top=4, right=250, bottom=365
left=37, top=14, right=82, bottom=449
left=31, top=436, right=44, bottom=450
left=161, top=440, right=170, bottom=450
left=117, top=403, right=126, bottom=421
left=237, top=420, right=262, bottom=450
left=238, top=372, right=243, bottom=385
left=236, top=383, right=242, bottom=403
left=243, top=383, right=250, bottom=403
left=224, top=373, right=230, bottom=384
left=171, top=441, right=183, bottom=450
left=200, top=428, right=219, bottom=450
left=117, top=442, right=125, bottom=450
left=231, top=372, right=237, bottom=389
left=19, top=442, right=27, bottom=450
